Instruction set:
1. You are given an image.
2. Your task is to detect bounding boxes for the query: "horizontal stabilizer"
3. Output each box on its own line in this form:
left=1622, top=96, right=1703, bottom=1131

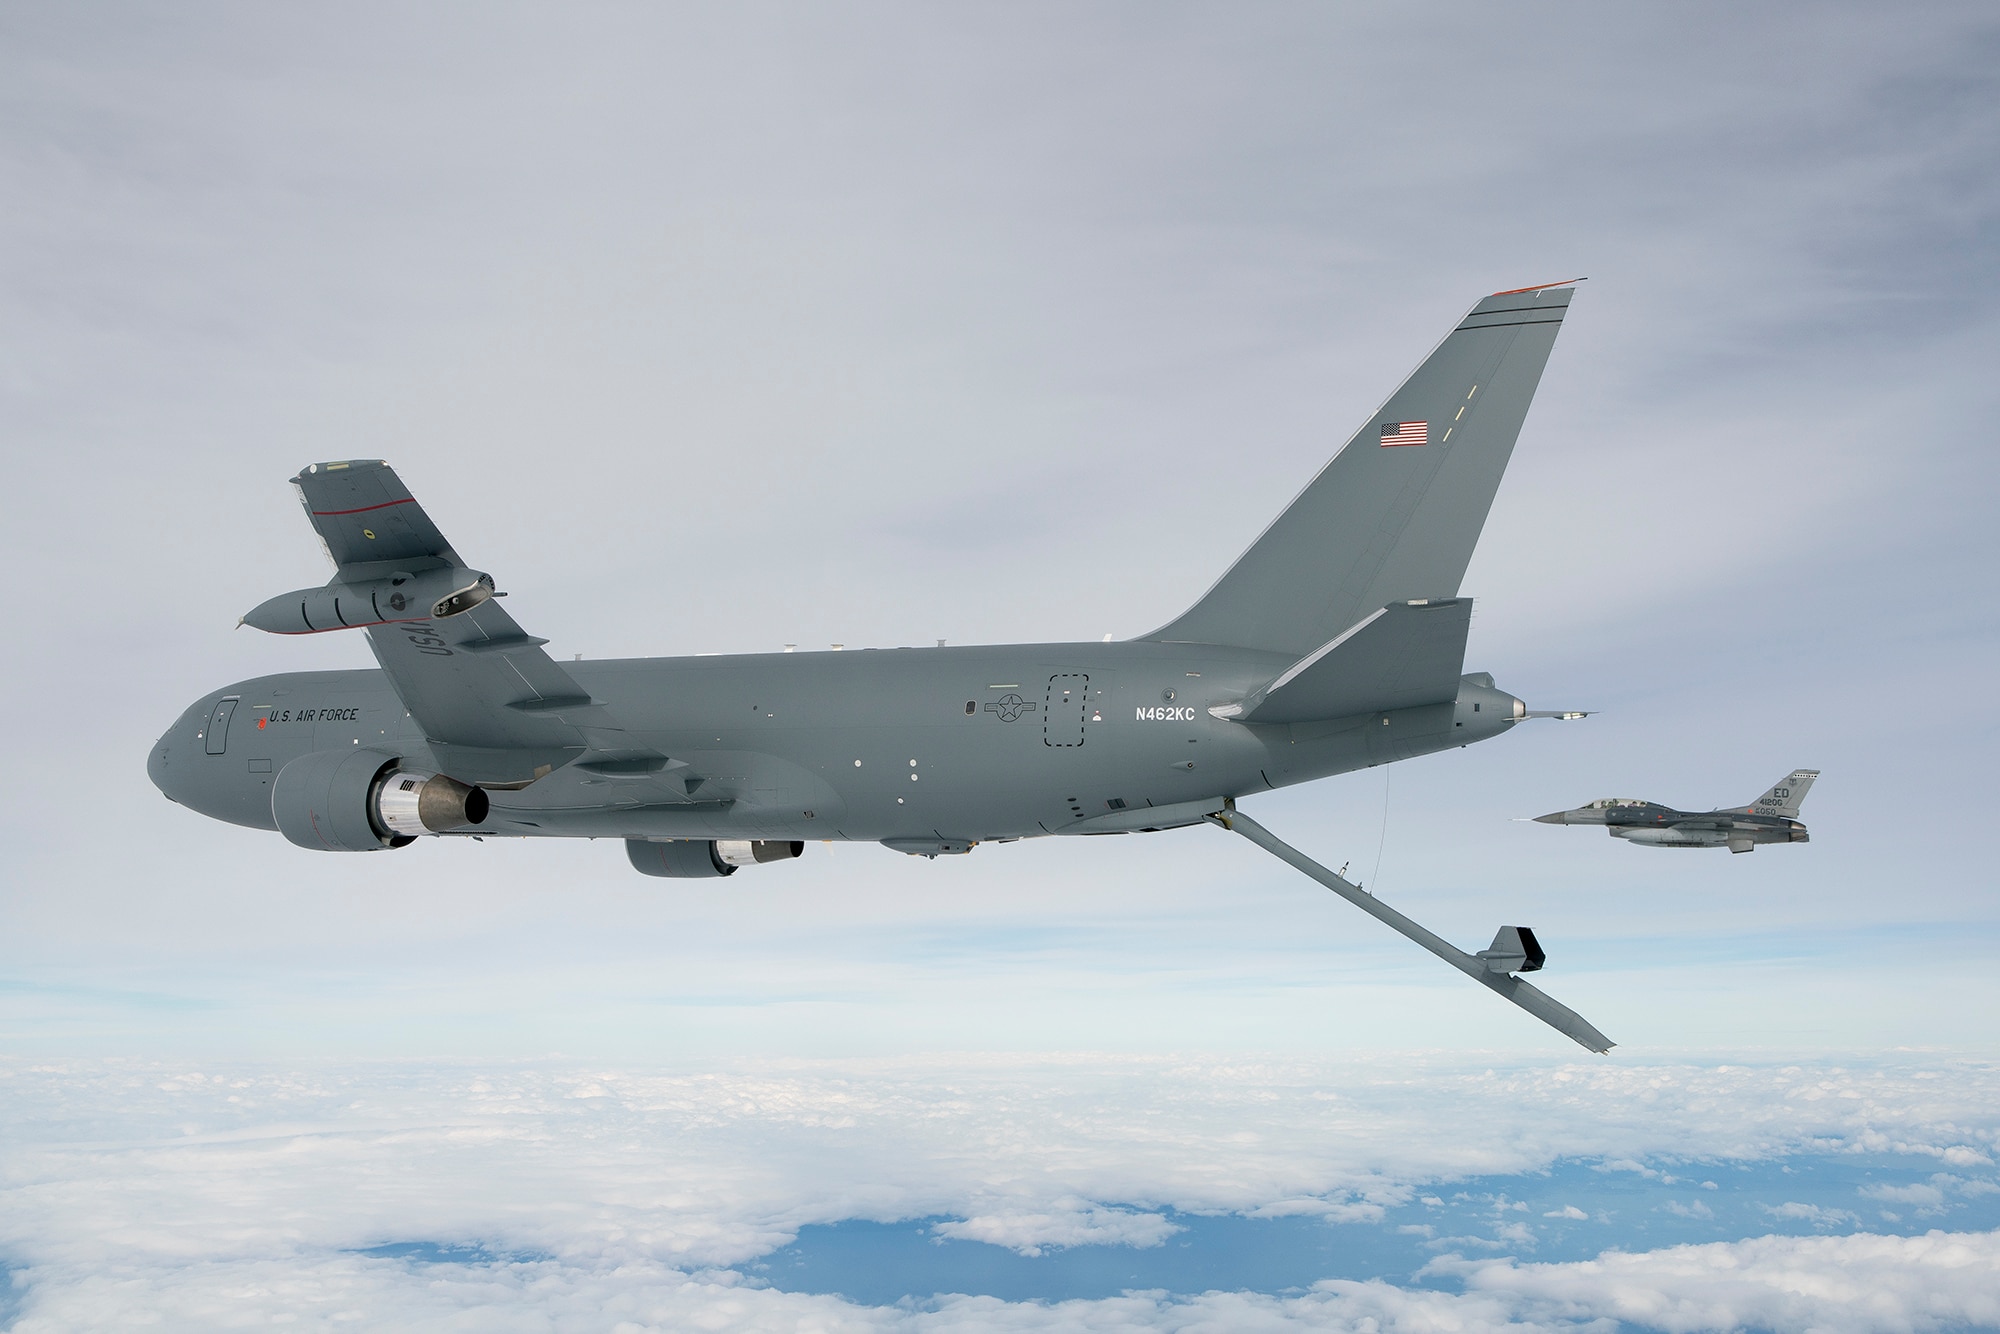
left=1226, top=599, right=1471, bottom=725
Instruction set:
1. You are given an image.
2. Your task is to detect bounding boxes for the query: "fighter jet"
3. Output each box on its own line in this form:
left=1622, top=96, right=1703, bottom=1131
left=1535, top=770, right=1819, bottom=853
left=150, top=282, right=1620, bottom=1050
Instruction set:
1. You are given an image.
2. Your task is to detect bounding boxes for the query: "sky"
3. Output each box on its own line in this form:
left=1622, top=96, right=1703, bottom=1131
left=2, top=2, right=1998, bottom=1328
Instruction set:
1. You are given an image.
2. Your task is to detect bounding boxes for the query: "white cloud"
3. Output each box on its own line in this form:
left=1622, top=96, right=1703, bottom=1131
left=1860, top=1183, right=1947, bottom=1207
left=1763, top=1202, right=1860, bottom=1228
left=3, top=1053, right=2000, bottom=1327
left=1433, top=1229, right=2000, bottom=1334
left=5, top=1053, right=1995, bottom=1273
left=1542, top=1206, right=1588, bottom=1220
left=8, top=1232, right=2000, bottom=1332
left=931, top=1203, right=1179, bottom=1256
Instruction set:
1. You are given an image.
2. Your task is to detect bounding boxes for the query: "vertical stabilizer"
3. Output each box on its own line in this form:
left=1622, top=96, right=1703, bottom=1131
left=1748, top=769, right=1818, bottom=818
left=1146, top=284, right=1576, bottom=657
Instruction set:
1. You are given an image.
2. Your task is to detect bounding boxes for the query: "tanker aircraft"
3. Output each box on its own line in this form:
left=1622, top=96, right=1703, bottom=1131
left=1535, top=770, right=1819, bottom=852
left=150, top=281, right=1613, bottom=1049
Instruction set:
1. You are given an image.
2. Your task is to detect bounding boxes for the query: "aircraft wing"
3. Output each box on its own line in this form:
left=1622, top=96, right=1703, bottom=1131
left=289, top=461, right=663, bottom=786
left=291, top=460, right=465, bottom=569
left=1663, top=814, right=1739, bottom=831
left=1220, top=598, right=1472, bottom=725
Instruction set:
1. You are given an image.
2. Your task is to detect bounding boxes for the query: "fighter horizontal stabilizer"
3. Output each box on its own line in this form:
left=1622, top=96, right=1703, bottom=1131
left=1210, top=805, right=1614, bottom=1053
left=1221, top=598, right=1471, bottom=725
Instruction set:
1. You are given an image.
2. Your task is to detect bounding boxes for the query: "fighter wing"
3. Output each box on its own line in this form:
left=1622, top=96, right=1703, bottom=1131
left=274, top=461, right=663, bottom=787
left=1662, top=813, right=1740, bottom=831
left=1219, top=598, right=1471, bottom=725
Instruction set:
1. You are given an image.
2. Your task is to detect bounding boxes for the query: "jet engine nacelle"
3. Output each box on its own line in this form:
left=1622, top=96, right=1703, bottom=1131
left=243, top=569, right=495, bottom=635
left=272, top=748, right=489, bottom=851
left=625, top=839, right=806, bottom=878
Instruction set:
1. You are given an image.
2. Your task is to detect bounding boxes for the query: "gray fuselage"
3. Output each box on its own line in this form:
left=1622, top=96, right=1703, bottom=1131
left=150, top=641, right=1523, bottom=848
left=1533, top=800, right=1808, bottom=850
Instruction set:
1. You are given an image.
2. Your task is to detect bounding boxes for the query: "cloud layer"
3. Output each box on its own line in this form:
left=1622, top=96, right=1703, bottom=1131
left=4, top=1053, right=1998, bottom=1329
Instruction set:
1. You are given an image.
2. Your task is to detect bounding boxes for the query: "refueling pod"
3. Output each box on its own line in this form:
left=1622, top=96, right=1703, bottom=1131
left=626, top=839, right=806, bottom=878
left=242, top=569, right=495, bottom=635
left=272, top=748, right=488, bottom=851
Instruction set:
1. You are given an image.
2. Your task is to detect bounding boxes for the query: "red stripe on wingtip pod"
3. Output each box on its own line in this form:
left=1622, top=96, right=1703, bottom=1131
left=311, top=497, right=417, bottom=517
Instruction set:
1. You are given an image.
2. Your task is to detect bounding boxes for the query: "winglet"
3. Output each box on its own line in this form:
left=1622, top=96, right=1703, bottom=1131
left=291, top=460, right=461, bottom=571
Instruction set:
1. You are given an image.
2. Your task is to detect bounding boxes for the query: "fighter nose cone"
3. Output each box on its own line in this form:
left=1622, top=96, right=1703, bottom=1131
left=1532, top=811, right=1568, bottom=824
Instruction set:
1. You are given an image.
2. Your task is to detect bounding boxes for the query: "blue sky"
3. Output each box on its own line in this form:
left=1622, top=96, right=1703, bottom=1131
left=2, top=2, right=1998, bottom=1327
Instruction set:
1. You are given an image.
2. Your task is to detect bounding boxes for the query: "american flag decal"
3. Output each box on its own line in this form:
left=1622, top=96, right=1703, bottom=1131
left=1380, top=420, right=1428, bottom=447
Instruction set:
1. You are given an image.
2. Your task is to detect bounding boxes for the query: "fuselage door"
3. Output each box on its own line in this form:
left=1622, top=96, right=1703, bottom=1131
left=1044, top=674, right=1088, bottom=747
left=204, top=697, right=238, bottom=755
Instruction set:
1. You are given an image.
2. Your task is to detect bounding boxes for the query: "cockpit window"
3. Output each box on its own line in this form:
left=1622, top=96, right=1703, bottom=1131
left=1588, top=798, right=1646, bottom=809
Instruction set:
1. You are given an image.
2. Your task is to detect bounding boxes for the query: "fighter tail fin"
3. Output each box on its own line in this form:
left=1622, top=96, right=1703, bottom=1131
left=1748, top=769, right=1819, bottom=818
left=1143, top=283, right=1576, bottom=658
